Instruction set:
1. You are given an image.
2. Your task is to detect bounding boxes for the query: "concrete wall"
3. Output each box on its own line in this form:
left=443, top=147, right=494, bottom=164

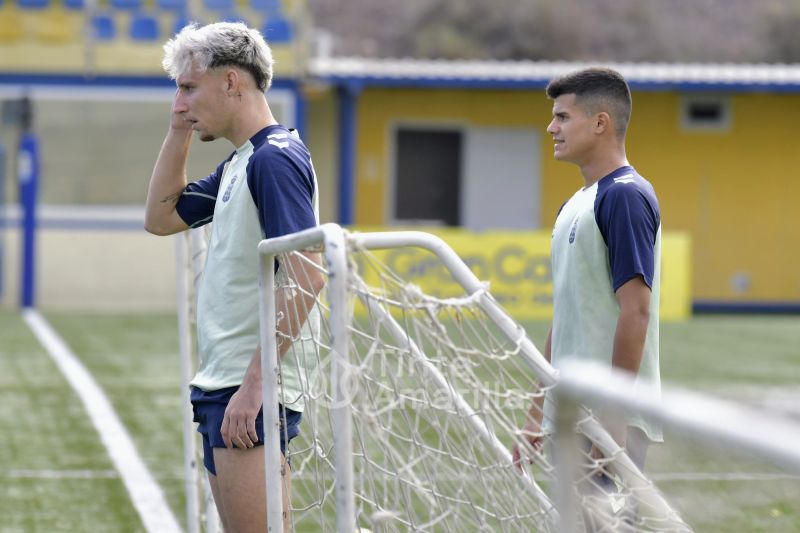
left=1, top=208, right=177, bottom=311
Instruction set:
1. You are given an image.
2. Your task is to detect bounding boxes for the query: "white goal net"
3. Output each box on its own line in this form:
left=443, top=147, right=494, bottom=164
left=257, top=224, right=688, bottom=532
left=178, top=222, right=800, bottom=532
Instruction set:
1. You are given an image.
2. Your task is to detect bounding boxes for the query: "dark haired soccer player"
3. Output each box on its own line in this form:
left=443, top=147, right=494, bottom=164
left=513, top=67, right=662, bottom=475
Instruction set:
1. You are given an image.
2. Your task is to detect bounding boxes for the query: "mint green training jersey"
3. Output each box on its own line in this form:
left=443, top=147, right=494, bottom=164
left=544, top=166, right=662, bottom=442
left=176, top=125, right=319, bottom=412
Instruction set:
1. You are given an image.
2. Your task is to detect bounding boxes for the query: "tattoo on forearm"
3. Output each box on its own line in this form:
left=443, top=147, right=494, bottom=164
left=160, top=191, right=182, bottom=204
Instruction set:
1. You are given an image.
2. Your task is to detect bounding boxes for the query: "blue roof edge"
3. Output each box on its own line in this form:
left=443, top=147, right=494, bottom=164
left=310, top=57, right=800, bottom=92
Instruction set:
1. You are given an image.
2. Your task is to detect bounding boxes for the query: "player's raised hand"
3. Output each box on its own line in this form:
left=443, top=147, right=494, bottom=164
left=169, top=88, right=193, bottom=133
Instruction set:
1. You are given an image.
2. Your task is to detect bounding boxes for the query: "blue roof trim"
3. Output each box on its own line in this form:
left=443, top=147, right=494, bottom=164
left=0, top=72, right=298, bottom=90
left=631, top=81, right=800, bottom=92
left=314, top=74, right=800, bottom=92
left=310, top=58, right=800, bottom=92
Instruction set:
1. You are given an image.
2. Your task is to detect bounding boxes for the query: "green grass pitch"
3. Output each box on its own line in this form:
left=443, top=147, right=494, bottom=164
left=1, top=311, right=799, bottom=531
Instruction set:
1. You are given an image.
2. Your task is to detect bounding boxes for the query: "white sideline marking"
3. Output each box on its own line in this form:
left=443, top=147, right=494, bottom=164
left=22, top=309, right=182, bottom=533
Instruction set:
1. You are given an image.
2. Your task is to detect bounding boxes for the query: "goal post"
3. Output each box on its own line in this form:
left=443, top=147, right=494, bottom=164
left=554, top=361, right=800, bottom=531
left=555, top=360, right=800, bottom=476
left=175, top=227, right=220, bottom=533
left=258, top=222, right=356, bottom=532
left=256, top=223, right=686, bottom=532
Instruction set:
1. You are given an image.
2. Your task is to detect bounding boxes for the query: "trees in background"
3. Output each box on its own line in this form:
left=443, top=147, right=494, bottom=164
left=309, top=0, right=800, bottom=63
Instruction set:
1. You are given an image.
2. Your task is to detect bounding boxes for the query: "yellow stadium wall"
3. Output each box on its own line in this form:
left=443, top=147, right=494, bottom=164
left=305, top=87, right=339, bottom=224
left=348, top=87, right=800, bottom=304
left=0, top=5, right=308, bottom=77
left=629, top=92, right=800, bottom=303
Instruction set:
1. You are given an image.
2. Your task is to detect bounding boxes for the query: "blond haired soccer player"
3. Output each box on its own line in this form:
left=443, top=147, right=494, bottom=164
left=512, top=68, right=662, bottom=477
left=145, top=22, right=324, bottom=533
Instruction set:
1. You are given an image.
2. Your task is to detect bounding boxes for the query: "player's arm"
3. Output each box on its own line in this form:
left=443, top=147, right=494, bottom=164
left=612, top=276, right=651, bottom=375
left=144, top=92, right=193, bottom=236
left=512, top=326, right=552, bottom=469
left=274, top=249, right=327, bottom=352
left=222, top=250, right=326, bottom=449
left=587, top=275, right=652, bottom=452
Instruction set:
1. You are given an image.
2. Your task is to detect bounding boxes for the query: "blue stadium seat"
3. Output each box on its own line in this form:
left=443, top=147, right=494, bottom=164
left=249, top=0, right=280, bottom=14
left=16, top=0, right=49, bottom=10
left=129, top=12, right=160, bottom=41
left=110, top=0, right=142, bottom=10
left=202, top=0, right=233, bottom=11
left=63, top=0, right=84, bottom=9
left=221, top=12, right=248, bottom=25
left=261, top=16, right=292, bottom=43
left=155, top=0, right=185, bottom=12
left=91, top=14, right=116, bottom=40
left=171, top=15, right=200, bottom=36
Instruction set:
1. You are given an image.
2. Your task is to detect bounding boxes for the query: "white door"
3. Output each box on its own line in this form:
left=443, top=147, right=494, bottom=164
left=462, top=127, right=540, bottom=230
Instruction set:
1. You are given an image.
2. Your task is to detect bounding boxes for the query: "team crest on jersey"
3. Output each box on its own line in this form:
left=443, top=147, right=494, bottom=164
left=568, top=215, right=579, bottom=243
left=222, top=175, right=238, bottom=202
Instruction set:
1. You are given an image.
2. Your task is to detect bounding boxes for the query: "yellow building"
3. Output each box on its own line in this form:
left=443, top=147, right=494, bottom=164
left=306, top=58, right=800, bottom=311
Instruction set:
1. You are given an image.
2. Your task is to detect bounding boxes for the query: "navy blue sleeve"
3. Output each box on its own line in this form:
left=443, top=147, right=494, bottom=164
left=595, top=182, right=660, bottom=291
left=175, top=154, right=233, bottom=228
left=246, top=145, right=317, bottom=238
left=555, top=200, right=568, bottom=219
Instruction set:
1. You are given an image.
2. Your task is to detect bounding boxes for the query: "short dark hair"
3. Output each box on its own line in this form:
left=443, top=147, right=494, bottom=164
left=546, top=67, right=632, bottom=139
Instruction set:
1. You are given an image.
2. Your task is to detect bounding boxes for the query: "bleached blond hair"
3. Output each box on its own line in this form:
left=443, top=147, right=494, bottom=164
left=162, top=22, right=274, bottom=91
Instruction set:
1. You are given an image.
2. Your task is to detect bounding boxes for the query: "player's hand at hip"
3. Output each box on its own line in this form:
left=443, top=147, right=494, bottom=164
left=221, top=383, right=262, bottom=450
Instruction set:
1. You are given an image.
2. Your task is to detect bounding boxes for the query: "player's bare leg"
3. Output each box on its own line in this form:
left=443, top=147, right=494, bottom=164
left=213, top=446, right=291, bottom=533
left=208, top=472, right=233, bottom=532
